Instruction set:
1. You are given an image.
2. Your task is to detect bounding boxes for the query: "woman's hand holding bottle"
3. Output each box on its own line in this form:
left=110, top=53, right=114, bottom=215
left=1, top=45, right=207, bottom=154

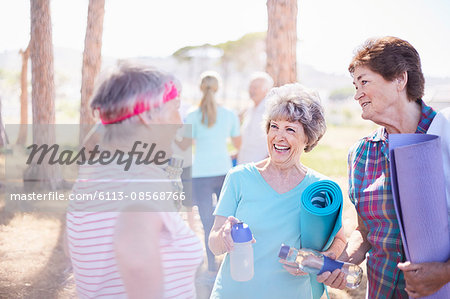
left=316, top=252, right=347, bottom=289
left=278, top=245, right=362, bottom=289
left=219, top=216, right=239, bottom=252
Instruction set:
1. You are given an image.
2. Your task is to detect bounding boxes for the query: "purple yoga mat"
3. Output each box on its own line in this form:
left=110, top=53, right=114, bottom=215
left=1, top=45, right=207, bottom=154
left=389, top=133, right=450, bottom=299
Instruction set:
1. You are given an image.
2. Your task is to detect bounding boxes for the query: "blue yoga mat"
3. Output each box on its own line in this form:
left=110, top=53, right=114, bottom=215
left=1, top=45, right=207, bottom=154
left=390, top=134, right=450, bottom=299
left=300, top=179, right=343, bottom=299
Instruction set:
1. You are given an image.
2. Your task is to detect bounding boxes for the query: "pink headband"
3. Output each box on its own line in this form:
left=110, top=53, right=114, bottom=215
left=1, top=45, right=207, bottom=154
left=100, top=81, right=179, bottom=124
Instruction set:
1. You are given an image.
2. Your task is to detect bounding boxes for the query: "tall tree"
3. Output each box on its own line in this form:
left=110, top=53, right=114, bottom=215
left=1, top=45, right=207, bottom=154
left=17, top=44, right=30, bottom=145
left=30, top=0, right=55, bottom=126
left=0, top=97, right=9, bottom=148
left=266, top=0, right=298, bottom=86
left=27, top=0, right=58, bottom=190
left=79, top=0, right=105, bottom=143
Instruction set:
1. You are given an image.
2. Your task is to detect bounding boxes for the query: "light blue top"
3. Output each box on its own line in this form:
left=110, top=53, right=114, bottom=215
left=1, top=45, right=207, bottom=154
left=185, top=106, right=240, bottom=178
left=211, top=163, right=327, bottom=299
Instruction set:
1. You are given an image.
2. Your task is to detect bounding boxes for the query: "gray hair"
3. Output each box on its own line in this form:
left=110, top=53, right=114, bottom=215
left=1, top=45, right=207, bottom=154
left=263, top=83, right=326, bottom=152
left=250, top=71, right=274, bottom=91
left=90, top=63, right=180, bottom=142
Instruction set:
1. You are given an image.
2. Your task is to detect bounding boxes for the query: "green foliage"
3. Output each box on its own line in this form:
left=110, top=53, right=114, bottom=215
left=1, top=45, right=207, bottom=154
left=329, top=86, right=355, bottom=101
left=55, top=98, right=80, bottom=122
left=216, top=32, right=266, bottom=71
left=172, top=44, right=212, bottom=61
left=215, top=32, right=266, bottom=55
left=0, top=68, right=20, bottom=87
left=171, top=32, right=266, bottom=71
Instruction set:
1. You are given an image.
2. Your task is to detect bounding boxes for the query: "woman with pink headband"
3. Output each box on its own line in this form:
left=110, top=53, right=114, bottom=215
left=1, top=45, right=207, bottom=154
left=66, top=64, right=203, bottom=298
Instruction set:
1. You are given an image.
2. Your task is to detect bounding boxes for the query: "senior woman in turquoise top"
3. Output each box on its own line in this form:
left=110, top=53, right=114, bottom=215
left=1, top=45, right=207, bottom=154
left=208, top=83, right=347, bottom=298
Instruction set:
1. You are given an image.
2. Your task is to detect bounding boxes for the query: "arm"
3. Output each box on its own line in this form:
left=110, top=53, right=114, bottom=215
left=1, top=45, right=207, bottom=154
left=175, top=137, right=193, bottom=151
left=114, top=212, right=164, bottom=299
left=341, top=214, right=371, bottom=264
left=323, top=227, right=347, bottom=259
left=231, top=136, right=241, bottom=151
left=398, top=260, right=450, bottom=298
left=280, top=227, right=348, bottom=278
left=208, top=215, right=239, bottom=255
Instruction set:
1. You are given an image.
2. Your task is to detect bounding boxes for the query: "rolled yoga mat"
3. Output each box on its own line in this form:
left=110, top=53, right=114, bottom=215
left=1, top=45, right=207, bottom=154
left=389, top=133, right=450, bottom=299
left=300, top=179, right=343, bottom=299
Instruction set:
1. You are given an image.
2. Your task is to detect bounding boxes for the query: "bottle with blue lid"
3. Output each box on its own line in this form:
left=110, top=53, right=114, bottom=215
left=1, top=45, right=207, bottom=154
left=230, top=222, right=254, bottom=281
left=278, top=244, right=363, bottom=289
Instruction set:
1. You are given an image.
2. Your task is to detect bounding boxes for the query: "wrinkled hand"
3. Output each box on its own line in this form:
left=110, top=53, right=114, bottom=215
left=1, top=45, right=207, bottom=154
left=219, top=216, right=239, bottom=252
left=316, top=252, right=347, bottom=289
left=398, top=261, right=450, bottom=298
left=279, top=259, right=308, bottom=276
left=219, top=216, right=256, bottom=253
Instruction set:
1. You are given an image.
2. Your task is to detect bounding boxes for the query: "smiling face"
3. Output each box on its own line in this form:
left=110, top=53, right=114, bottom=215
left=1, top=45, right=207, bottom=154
left=267, top=119, right=308, bottom=168
left=352, top=65, right=401, bottom=125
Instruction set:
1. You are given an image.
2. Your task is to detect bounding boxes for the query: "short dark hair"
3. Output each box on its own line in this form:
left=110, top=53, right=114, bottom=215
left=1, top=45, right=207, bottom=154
left=348, top=36, right=424, bottom=102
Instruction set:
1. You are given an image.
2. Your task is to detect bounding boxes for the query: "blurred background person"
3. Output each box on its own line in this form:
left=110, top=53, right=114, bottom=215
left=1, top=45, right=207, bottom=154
left=66, top=64, right=203, bottom=298
left=176, top=92, right=196, bottom=230
left=184, top=71, right=241, bottom=279
left=237, top=72, right=274, bottom=165
left=208, top=83, right=346, bottom=298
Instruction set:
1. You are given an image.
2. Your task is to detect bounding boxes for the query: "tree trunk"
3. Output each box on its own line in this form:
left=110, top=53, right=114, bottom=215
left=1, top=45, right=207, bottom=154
left=30, top=0, right=55, bottom=126
left=0, top=97, right=9, bottom=147
left=17, top=44, right=30, bottom=145
left=80, top=0, right=105, bottom=144
left=266, top=0, right=298, bottom=87
left=27, top=0, right=58, bottom=190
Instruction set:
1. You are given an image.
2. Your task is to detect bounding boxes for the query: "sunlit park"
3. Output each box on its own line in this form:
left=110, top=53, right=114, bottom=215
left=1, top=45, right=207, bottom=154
left=1, top=0, right=450, bottom=298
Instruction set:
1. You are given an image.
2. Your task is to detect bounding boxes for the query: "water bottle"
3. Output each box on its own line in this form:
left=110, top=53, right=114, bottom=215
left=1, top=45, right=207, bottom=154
left=278, top=244, right=363, bottom=289
left=230, top=222, right=254, bottom=281
left=166, top=155, right=184, bottom=192
left=165, top=155, right=184, bottom=210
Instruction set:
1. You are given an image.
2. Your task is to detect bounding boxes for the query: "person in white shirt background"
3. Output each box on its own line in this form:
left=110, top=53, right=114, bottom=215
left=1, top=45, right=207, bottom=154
left=237, top=72, right=274, bottom=165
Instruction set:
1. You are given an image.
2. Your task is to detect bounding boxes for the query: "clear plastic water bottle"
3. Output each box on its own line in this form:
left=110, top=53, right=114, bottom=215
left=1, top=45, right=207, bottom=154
left=230, top=222, right=254, bottom=281
left=278, top=244, right=363, bottom=289
left=165, top=155, right=184, bottom=210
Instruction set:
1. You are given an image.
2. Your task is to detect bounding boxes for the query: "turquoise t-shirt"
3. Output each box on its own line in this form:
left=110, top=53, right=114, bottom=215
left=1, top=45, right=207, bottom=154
left=211, top=163, right=327, bottom=299
left=185, top=106, right=240, bottom=178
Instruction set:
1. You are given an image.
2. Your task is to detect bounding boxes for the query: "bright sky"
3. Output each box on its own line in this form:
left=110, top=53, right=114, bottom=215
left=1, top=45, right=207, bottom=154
left=1, top=0, right=450, bottom=77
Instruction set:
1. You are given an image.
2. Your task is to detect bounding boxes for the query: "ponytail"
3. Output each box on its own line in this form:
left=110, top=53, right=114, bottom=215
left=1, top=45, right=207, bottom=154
left=199, top=73, right=219, bottom=127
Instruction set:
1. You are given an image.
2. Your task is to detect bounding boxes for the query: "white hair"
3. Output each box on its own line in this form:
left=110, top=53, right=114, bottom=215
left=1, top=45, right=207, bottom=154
left=90, top=62, right=180, bottom=142
left=250, top=72, right=274, bottom=91
left=263, top=83, right=326, bottom=152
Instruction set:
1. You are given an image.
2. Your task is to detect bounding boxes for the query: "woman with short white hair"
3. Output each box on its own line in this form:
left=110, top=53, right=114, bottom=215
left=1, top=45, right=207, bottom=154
left=208, top=83, right=346, bottom=298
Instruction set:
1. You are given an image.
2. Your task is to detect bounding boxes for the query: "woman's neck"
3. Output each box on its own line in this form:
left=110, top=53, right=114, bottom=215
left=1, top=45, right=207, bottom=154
left=255, top=158, right=308, bottom=194
left=383, top=100, right=422, bottom=134
left=258, top=158, right=307, bottom=178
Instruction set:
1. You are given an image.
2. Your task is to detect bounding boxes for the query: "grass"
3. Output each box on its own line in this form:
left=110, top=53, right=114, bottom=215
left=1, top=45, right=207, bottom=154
left=303, top=144, right=349, bottom=178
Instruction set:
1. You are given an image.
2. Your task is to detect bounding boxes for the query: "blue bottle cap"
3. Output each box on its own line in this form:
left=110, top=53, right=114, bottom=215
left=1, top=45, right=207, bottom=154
left=231, top=222, right=253, bottom=243
left=278, top=244, right=290, bottom=259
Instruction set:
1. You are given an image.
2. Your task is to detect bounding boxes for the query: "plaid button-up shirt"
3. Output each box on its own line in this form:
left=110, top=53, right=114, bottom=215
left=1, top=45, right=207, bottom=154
left=348, top=100, right=436, bottom=299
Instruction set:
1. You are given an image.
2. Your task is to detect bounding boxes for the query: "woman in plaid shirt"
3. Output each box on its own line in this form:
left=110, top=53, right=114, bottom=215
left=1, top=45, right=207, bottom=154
left=319, top=37, right=450, bottom=298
